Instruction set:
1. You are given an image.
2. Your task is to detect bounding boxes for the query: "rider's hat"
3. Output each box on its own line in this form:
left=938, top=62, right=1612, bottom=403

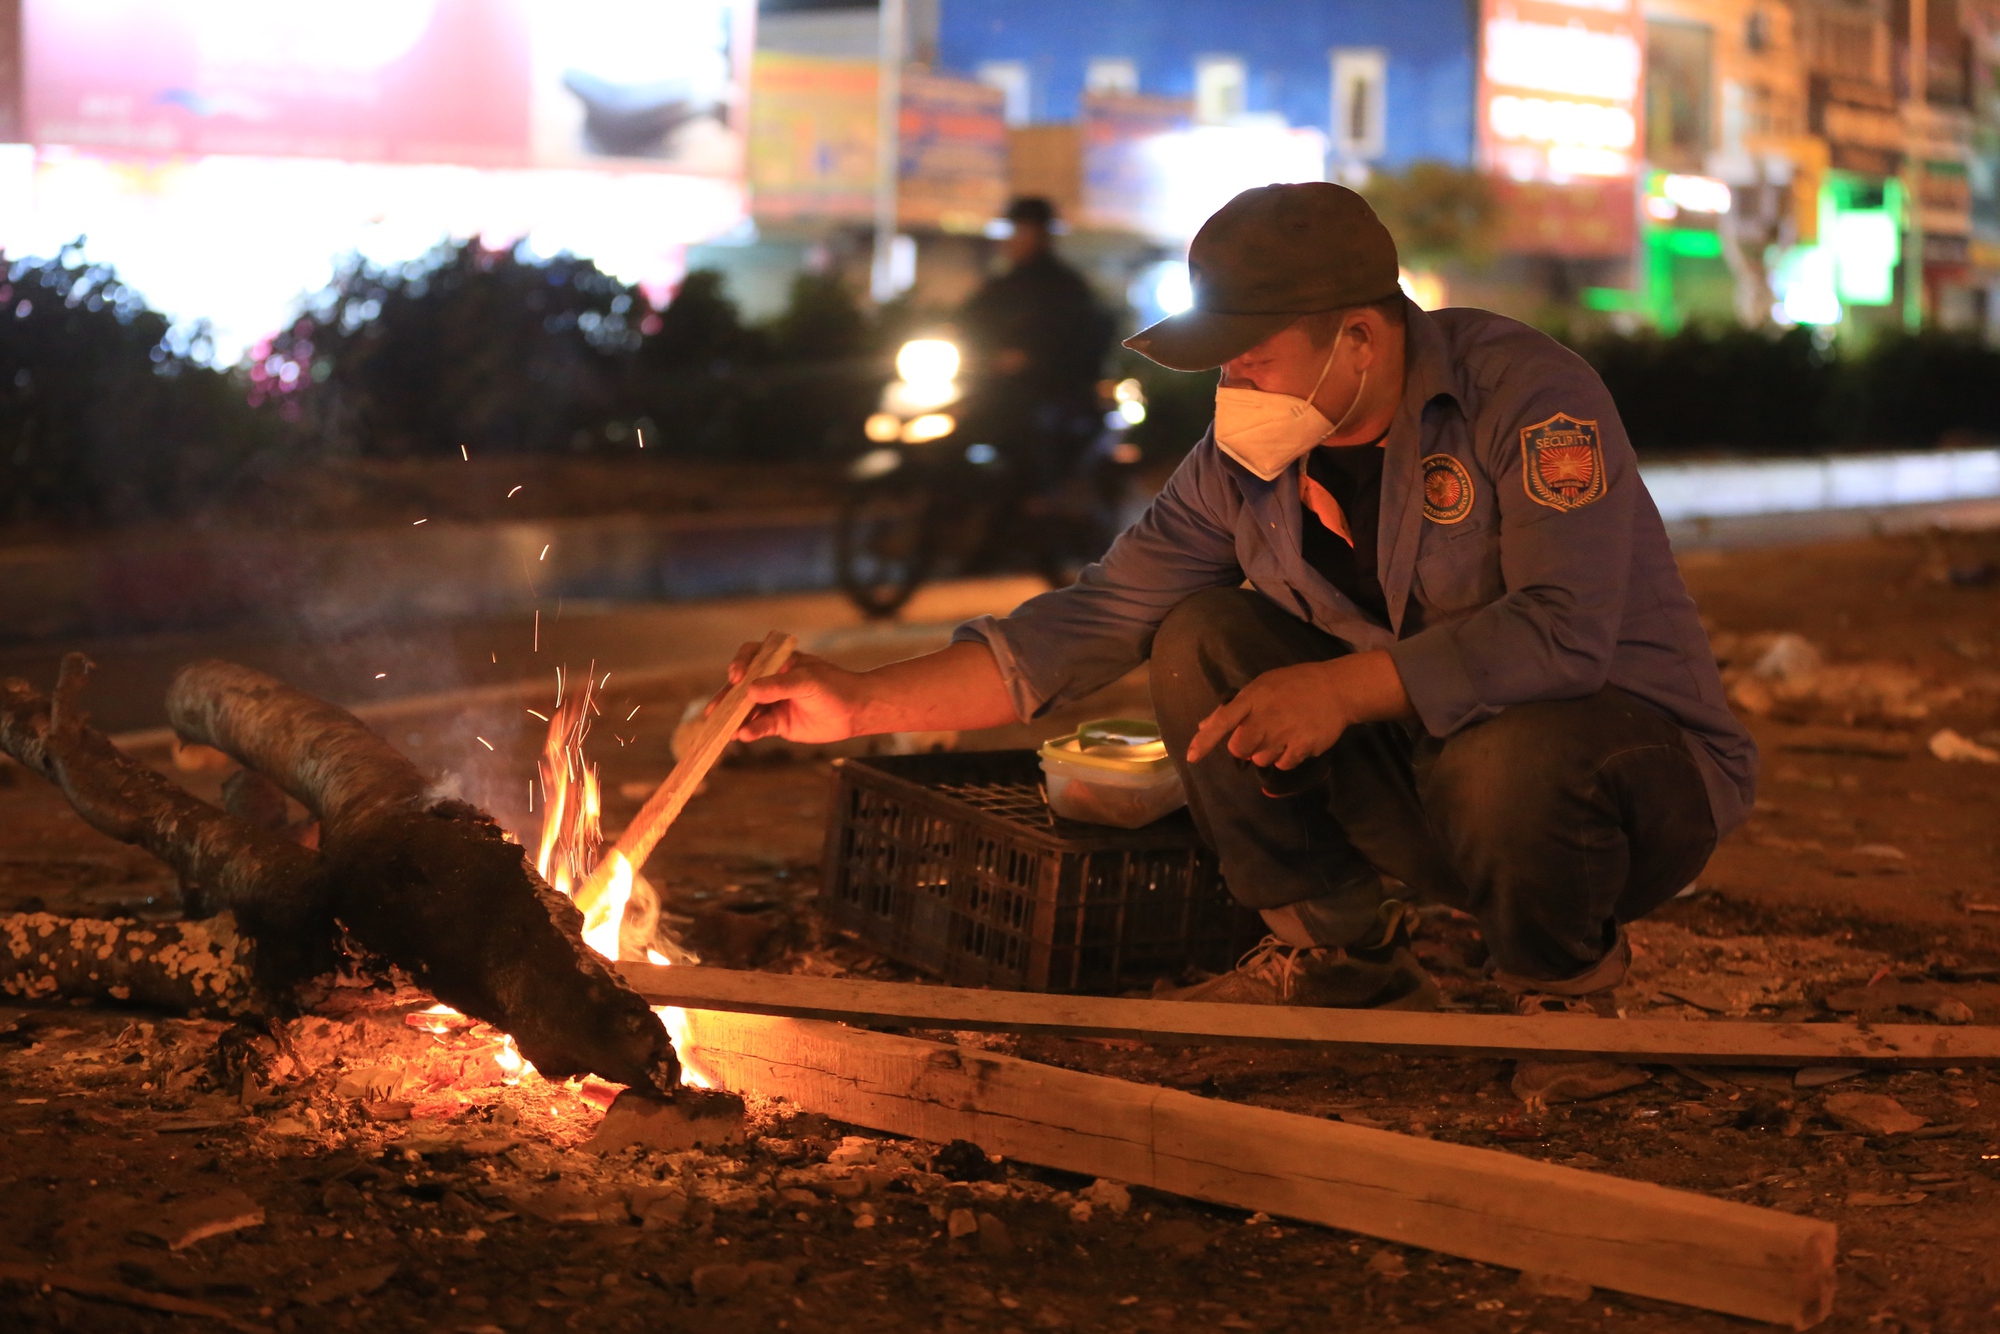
left=1125, top=182, right=1401, bottom=372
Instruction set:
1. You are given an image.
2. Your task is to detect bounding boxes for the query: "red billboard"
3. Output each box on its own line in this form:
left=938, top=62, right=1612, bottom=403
left=22, top=0, right=753, bottom=176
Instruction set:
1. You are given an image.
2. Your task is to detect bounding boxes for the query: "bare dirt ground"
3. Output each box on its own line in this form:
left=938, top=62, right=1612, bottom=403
left=3, top=527, right=1999, bottom=1333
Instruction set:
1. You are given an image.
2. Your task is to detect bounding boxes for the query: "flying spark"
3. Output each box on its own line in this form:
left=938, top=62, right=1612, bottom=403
left=507, top=485, right=522, bottom=498
left=533, top=609, right=540, bottom=651
left=374, top=672, right=387, bottom=679
left=491, top=651, right=497, bottom=664
left=412, top=518, right=427, bottom=525
left=636, top=426, right=646, bottom=449
left=476, top=736, right=494, bottom=750
left=526, top=708, right=549, bottom=722
left=461, top=444, right=469, bottom=461
left=539, top=545, right=550, bottom=561
left=626, top=704, right=641, bottom=721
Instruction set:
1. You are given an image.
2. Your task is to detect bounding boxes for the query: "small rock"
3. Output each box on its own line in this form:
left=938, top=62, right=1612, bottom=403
left=827, top=1136, right=879, bottom=1167
left=930, top=1139, right=1000, bottom=1182
left=1066, top=1200, right=1093, bottom=1224
left=1363, top=1249, right=1408, bottom=1283
left=1081, top=1179, right=1131, bottom=1215
left=1930, top=728, right=2000, bottom=763
left=823, top=1175, right=867, bottom=1200
left=1794, top=1067, right=1864, bottom=1089
left=1823, top=1092, right=1927, bottom=1136
left=976, top=1212, right=1012, bottom=1257
left=1932, top=997, right=1975, bottom=1025
left=362, top=1101, right=412, bottom=1122
left=585, top=1088, right=745, bottom=1155
left=691, top=1263, right=747, bottom=1300
left=1845, top=1191, right=1927, bottom=1207
left=1517, top=1269, right=1592, bottom=1302
left=947, top=1207, right=978, bottom=1240
left=1512, top=1061, right=1649, bottom=1109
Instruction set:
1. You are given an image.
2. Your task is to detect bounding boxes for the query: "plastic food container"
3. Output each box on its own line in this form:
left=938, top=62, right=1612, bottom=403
left=1038, top=718, right=1187, bottom=828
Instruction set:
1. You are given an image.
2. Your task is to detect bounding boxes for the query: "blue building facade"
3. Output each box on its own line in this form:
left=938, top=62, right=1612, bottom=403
left=935, top=0, right=1477, bottom=171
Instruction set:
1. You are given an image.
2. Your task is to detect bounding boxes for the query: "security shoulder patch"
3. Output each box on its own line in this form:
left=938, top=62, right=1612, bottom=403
left=1420, top=453, right=1474, bottom=524
left=1520, top=412, right=1606, bottom=512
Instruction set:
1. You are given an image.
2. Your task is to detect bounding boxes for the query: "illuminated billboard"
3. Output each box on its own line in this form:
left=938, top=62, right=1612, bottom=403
left=1478, top=0, right=1643, bottom=182
left=22, top=0, right=754, bottom=177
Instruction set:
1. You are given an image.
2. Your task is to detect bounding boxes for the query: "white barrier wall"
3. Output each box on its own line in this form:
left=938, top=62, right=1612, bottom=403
left=1640, top=449, right=2000, bottom=521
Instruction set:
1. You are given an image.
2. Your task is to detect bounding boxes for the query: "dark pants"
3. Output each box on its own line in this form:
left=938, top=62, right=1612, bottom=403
left=1149, top=588, right=1717, bottom=984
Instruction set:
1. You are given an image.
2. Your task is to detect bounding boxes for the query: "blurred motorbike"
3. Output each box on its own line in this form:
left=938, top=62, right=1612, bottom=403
left=834, top=335, right=1149, bottom=619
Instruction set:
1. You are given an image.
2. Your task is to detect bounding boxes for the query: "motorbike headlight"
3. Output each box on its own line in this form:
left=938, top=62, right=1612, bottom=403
left=901, top=413, right=955, bottom=443
left=864, top=412, right=903, bottom=443
left=896, top=338, right=960, bottom=385
left=850, top=447, right=903, bottom=480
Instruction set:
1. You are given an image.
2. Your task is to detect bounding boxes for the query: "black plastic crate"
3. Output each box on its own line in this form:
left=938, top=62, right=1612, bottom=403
left=820, top=750, right=1262, bottom=993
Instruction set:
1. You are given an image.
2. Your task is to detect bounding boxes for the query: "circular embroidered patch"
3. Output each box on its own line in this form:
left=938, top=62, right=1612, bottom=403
left=1421, top=453, right=1474, bottom=524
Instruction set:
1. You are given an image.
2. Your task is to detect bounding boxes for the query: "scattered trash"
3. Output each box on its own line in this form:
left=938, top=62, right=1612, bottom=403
left=1929, top=728, right=2000, bottom=763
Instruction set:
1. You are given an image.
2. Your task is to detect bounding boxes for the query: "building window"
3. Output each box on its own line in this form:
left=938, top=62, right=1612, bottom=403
left=1646, top=19, right=1714, bottom=173
left=1194, top=55, right=1246, bottom=124
left=1086, top=57, right=1138, bottom=96
left=978, top=60, right=1031, bottom=126
left=1330, top=48, right=1387, bottom=162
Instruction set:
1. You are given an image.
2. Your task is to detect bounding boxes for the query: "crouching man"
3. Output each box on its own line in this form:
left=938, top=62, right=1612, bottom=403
left=727, top=183, right=1755, bottom=1015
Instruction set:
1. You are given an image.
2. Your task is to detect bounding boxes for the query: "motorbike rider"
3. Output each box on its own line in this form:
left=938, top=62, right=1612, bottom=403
left=955, top=196, right=1115, bottom=495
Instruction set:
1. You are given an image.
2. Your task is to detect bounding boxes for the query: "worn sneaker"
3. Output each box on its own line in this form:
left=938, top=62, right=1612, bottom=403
left=1157, top=903, right=1439, bottom=1011
left=1496, top=927, right=1631, bottom=1018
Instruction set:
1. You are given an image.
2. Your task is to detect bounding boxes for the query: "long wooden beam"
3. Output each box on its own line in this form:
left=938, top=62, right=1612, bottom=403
left=673, top=1008, right=1836, bottom=1329
left=624, top=962, right=2000, bottom=1068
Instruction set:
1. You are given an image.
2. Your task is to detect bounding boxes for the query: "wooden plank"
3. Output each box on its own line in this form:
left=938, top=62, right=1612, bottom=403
left=574, top=631, right=794, bottom=915
left=623, top=962, right=2000, bottom=1068
left=674, top=1008, right=1837, bottom=1329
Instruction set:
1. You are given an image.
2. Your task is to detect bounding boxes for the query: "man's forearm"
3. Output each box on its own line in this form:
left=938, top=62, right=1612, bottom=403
left=851, top=641, right=1021, bottom=735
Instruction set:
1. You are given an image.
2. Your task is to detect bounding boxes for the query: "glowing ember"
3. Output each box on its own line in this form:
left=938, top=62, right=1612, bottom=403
left=411, top=1002, right=459, bottom=1035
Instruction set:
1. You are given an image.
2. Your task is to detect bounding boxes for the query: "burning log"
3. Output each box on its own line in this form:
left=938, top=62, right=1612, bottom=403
left=166, top=658, right=680, bottom=1095
left=0, top=655, right=683, bottom=1098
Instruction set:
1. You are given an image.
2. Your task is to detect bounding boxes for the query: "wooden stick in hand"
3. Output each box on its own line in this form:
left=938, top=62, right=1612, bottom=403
left=573, top=630, right=796, bottom=916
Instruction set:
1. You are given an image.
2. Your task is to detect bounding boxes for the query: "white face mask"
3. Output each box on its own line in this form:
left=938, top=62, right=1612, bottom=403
left=1212, top=336, right=1367, bottom=481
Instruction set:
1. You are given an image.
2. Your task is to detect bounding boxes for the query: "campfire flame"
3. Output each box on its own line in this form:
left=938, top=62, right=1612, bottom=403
left=525, top=665, right=714, bottom=1088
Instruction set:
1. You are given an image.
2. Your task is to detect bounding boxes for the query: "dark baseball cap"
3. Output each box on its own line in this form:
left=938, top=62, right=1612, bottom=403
left=1125, top=182, right=1401, bottom=372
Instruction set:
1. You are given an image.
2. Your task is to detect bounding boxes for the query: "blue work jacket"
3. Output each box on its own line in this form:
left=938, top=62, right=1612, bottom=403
left=954, top=300, right=1757, bottom=836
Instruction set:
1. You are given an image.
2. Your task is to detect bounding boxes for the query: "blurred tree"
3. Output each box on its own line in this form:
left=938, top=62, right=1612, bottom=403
left=1362, top=162, right=1499, bottom=269
left=767, top=270, right=876, bottom=362
left=268, top=240, right=637, bottom=457
left=0, top=245, right=278, bottom=525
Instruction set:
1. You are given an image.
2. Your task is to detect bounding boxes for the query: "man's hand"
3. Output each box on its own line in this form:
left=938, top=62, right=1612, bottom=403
left=1186, top=649, right=1414, bottom=770
left=713, top=645, right=866, bottom=745
left=711, top=637, right=1020, bottom=744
